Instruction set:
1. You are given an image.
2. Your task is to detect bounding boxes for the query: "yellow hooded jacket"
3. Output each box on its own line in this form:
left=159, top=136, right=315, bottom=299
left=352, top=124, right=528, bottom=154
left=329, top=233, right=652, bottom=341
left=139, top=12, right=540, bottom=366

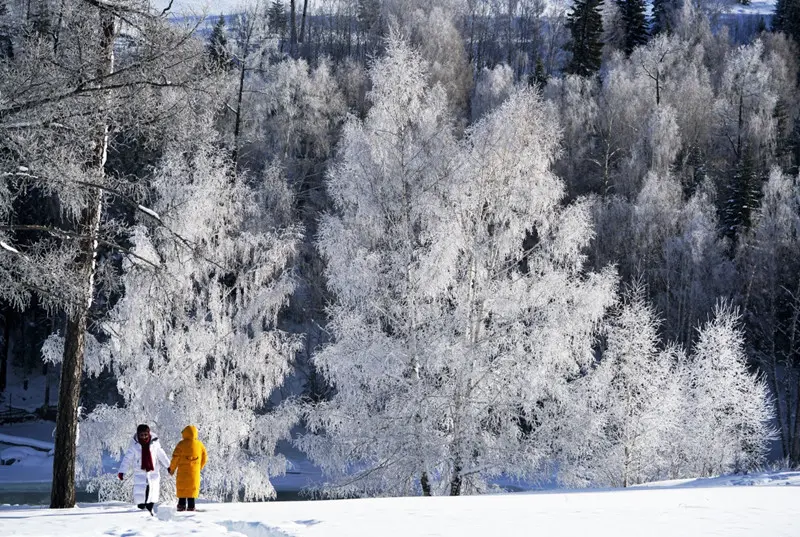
left=169, top=425, right=207, bottom=498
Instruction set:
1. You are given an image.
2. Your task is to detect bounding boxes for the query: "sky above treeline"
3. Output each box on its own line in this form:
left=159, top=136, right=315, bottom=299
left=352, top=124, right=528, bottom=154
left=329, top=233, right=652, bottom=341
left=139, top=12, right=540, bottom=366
left=154, top=0, right=245, bottom=15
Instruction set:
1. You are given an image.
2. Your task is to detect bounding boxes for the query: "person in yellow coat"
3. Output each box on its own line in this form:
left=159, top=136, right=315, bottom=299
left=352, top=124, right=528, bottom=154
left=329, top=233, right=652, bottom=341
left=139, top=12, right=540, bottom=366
left=168, top=425, right=207, bottom=511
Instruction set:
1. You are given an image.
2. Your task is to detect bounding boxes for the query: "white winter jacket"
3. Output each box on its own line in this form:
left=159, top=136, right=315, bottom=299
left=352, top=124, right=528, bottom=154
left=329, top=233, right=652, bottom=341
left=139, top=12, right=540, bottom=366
left=119, top=435, right=171, bottom=504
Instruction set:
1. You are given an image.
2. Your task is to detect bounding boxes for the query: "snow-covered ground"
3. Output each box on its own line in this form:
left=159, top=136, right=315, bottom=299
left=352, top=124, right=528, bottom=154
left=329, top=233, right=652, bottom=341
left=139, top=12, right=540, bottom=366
left=2, top=474, right=800, bottom=537
left=3, top=422, right=800, bottom=535
left=0, top=422, right=317, bottom=503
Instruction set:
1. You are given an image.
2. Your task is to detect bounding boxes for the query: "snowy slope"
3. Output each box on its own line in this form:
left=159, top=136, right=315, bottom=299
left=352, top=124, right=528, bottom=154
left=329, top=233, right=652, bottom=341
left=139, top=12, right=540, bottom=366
left=2, top=476, right=800, bottom=537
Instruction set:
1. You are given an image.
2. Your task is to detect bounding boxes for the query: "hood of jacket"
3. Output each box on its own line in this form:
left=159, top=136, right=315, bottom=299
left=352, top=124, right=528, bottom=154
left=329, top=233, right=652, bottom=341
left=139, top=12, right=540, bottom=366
left=181, top=425, right=198, bottom=440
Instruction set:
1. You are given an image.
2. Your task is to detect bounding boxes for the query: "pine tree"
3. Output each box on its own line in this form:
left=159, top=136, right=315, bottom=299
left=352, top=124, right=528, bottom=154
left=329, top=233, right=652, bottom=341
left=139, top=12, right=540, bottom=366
left=774, top=0, right=800, bottom=46
left=267, top=0, right=287, bottom=37
left=565, top=0, right=605, bottom=76
left=0, top=0, right=11, bottom=60
left=530, top=57, right=548, bottom=90
left=207, top=15, right=231, bottom=70
left=723, top=151, right=762, bottom=242
left=651, top=0, right=674, bottom=35
left=617, top=0, right=648, bottom=54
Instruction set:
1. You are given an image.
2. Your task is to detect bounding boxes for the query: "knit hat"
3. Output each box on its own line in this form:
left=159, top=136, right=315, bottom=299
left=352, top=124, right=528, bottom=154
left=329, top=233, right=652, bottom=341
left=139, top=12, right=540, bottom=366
left=136, top=424, right=150, bottom=434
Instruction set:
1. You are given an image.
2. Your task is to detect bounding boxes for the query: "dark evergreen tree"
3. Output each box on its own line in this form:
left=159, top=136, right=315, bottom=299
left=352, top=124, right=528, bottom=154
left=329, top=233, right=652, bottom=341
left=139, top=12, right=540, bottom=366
left=651, top=0, right=674, bottom=35
left=774, top=0, right=800, bottom=45
left=618, top=0, right=648, bottom=54
left=529, top=57, right=548, bottom=90
left=723, top=151, right=762, bottom=243
left=267, top=0, right=287, bottom=37
left=565, top=0, right=605, bottom=77
left=207, top=15, right=231, bottom=70
left=27, top=1, right=52, bottom=39
left=357, top=0, right=381, bottom=32
left=0, top=0, right=12, bottom=60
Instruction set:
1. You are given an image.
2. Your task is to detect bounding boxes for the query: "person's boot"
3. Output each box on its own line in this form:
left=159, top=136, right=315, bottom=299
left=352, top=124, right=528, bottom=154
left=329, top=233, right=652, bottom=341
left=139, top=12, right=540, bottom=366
left=146, top=503, right=154, bottom=515
left=137, top=503, right=146, bottom=510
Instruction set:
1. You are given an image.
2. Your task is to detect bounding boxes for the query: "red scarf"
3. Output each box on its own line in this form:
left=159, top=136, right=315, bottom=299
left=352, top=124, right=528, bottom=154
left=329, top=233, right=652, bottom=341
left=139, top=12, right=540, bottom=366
left=140, top=439, right=154, bottom=472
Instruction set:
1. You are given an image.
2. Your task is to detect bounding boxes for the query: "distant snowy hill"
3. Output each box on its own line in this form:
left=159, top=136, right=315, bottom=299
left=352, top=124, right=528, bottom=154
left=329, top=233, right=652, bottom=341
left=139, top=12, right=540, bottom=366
left=726, top=0, right=777, bottom=15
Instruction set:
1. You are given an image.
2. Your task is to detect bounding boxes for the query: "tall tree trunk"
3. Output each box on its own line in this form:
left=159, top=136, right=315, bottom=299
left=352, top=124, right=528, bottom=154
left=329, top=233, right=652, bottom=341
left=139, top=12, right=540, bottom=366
left=449, top=459, right=462, bottom=496
left=0, top=307, right=9, bottom=393
left=232, top=58, right=246, bottom=169
left=788, top=280, right=800, bottom=464
left=231, top=23, right=250, bottom=170
left=420, top=471, right=432, bottom=496
left=299, top=0, right=308, bottom=43
left=50, top=10, right=114, bottom=510
left=289, top=0, right=297, bottom=55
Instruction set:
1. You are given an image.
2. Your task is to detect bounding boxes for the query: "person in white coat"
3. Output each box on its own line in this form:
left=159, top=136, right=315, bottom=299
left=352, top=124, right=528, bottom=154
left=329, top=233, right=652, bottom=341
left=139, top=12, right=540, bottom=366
left=117, top=424, right=171, bottom=513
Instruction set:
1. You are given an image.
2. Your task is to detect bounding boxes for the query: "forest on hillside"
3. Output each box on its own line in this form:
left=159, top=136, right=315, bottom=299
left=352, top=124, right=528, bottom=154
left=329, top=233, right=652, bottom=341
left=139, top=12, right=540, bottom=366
left=1, top=0, right=799, bottom=502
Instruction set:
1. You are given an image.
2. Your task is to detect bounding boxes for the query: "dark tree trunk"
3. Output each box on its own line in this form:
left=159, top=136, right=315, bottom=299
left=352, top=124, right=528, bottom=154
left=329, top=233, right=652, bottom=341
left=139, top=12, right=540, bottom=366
left=232, top=58, right=246, bottom=169
left=43, top=362, right=50, bottom=409
left=50, top=9, right=114, bottom=510
left=50, top=313, right=88, bottom=508
left=231, top=22, right=251, bottom=170
left=449, top=462, right=462, bottom=496
left=791, top=377, right=800, bottom=464
left=420, top=472, right=432, bottom=496
left=299, top=0, right=308, bottom=43
left=289, top=0, right=297, bottom=55
left=0, top=307, right=10, bottom=393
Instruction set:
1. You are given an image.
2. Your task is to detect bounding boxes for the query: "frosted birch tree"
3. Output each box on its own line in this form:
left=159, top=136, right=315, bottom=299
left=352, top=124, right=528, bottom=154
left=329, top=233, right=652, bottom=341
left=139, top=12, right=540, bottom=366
left=563, top=284, right=682, bottom=487
left=300, top=38, right=617, bottom=497
left=75, top=140, right=302, bottom=501
left=298, top=38, right=459, bottom=497
left=736, top=168, right=800, bottom=461
left=0, top=1, right=213, bottom=507
left=684, top=303, right=774, bottom=476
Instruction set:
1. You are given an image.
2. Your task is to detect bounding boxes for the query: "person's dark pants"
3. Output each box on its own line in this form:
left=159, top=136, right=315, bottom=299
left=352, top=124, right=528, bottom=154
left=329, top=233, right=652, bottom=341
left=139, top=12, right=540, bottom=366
left=137, top=484, right=154, bottom=512
left=177, top=497, right=196, bottom=511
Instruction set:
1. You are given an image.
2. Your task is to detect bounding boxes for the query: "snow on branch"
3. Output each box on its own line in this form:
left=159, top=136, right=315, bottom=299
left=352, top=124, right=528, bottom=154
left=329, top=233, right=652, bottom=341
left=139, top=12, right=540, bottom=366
left=0, top=240, right=21, bottom=255
left=136, top=204, right=161, bottom=222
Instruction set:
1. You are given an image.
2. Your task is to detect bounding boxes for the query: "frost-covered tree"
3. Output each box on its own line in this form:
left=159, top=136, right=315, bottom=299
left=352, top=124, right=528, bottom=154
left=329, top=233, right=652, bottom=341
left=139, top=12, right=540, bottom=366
left=736, top=168, right=800, bottom=461
left=300, top=38, right=617, bottom=497
left=242, top=56, right=346, bottom=400
left=658, top=182, right=734, bottom=347
left=298, top=38, right=459, bottom=497
left=0, top=1, right=211, bottom=508
left=684, top=303, right=774, bottom=476
left=471, top=63, right=515, bottom=122
left=244, top=57, right=346, bottom=171
left=589, top=174, right=733, bottom=348
left=713, top=40, right=778, bottom=169
left=77, top=141, right=302, bottom=502
left=545, top=74, right=601, bottom=195
left=561, top=284, right=684, bottom=487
